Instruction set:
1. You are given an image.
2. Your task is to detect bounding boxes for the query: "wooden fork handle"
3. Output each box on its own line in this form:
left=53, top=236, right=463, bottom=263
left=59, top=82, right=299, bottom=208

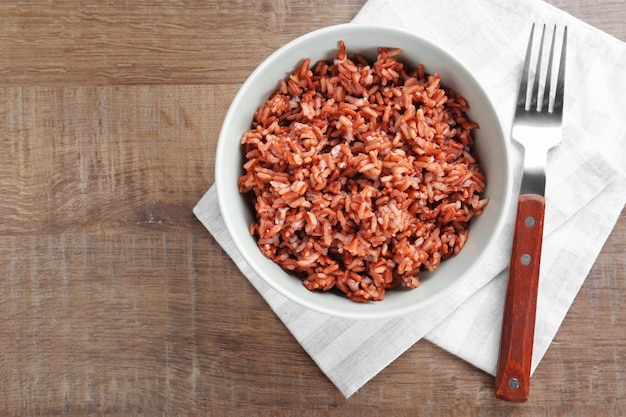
left=495, top=194, right=546, bottom=402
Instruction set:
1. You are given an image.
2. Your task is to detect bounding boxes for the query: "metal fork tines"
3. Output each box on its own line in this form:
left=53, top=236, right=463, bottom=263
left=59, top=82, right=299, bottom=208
left=495, top=23, right=568, bottom=403
left=513, top=23, right=568, bottom=196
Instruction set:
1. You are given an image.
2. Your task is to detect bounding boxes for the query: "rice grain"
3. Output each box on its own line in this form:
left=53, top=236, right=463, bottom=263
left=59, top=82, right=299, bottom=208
left=238, top=41, right=488, bottom=303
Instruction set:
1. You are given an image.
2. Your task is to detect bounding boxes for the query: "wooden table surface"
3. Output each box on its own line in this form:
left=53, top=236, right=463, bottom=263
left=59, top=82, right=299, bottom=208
left=1, top=1, right=624, bottom=416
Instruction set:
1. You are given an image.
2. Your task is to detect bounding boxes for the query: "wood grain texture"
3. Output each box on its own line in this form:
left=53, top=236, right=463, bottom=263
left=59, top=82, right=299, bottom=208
left=0, top=0, right=368, bottom=86
left=496, top=195, right=546, bottom=402
left=0, top=85, right=231, bottom=234
left=0, top=1, right=624, bottom=416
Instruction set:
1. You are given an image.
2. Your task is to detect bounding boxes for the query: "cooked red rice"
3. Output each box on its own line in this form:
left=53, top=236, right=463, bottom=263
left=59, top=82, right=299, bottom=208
left=238, top=41, right=488, bottom=303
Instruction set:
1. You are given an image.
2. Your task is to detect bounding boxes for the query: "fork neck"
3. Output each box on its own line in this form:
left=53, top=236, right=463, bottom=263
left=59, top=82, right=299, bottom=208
left=519, top=150, right=547, bottom=196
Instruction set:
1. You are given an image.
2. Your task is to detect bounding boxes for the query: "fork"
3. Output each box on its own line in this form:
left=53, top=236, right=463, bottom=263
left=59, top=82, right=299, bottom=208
left=495, top=23, right=567, bottom=402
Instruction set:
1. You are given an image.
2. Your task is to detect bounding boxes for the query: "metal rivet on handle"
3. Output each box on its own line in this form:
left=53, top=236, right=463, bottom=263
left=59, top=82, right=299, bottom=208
left=521, top=254, right=531, bottom=265
left=509, top=378, right=520, bottom=390
left=525, top=216, right=536, bottom=227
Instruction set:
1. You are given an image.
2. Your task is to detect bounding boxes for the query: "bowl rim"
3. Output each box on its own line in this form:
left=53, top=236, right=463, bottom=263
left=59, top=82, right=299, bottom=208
left=215, top=23, right=513, bottom=319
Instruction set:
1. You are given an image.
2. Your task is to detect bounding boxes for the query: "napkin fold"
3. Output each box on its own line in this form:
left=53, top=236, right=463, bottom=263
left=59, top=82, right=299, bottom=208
left=194, top=0, right=626, bottom=397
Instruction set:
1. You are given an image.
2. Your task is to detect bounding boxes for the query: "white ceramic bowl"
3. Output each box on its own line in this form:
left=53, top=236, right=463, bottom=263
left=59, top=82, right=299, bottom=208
left=215, top=24, right=512, bottom=320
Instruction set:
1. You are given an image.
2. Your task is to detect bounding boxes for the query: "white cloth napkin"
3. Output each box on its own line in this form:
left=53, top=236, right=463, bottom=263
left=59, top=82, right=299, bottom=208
left=194, top=0, right=626, bottom=397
